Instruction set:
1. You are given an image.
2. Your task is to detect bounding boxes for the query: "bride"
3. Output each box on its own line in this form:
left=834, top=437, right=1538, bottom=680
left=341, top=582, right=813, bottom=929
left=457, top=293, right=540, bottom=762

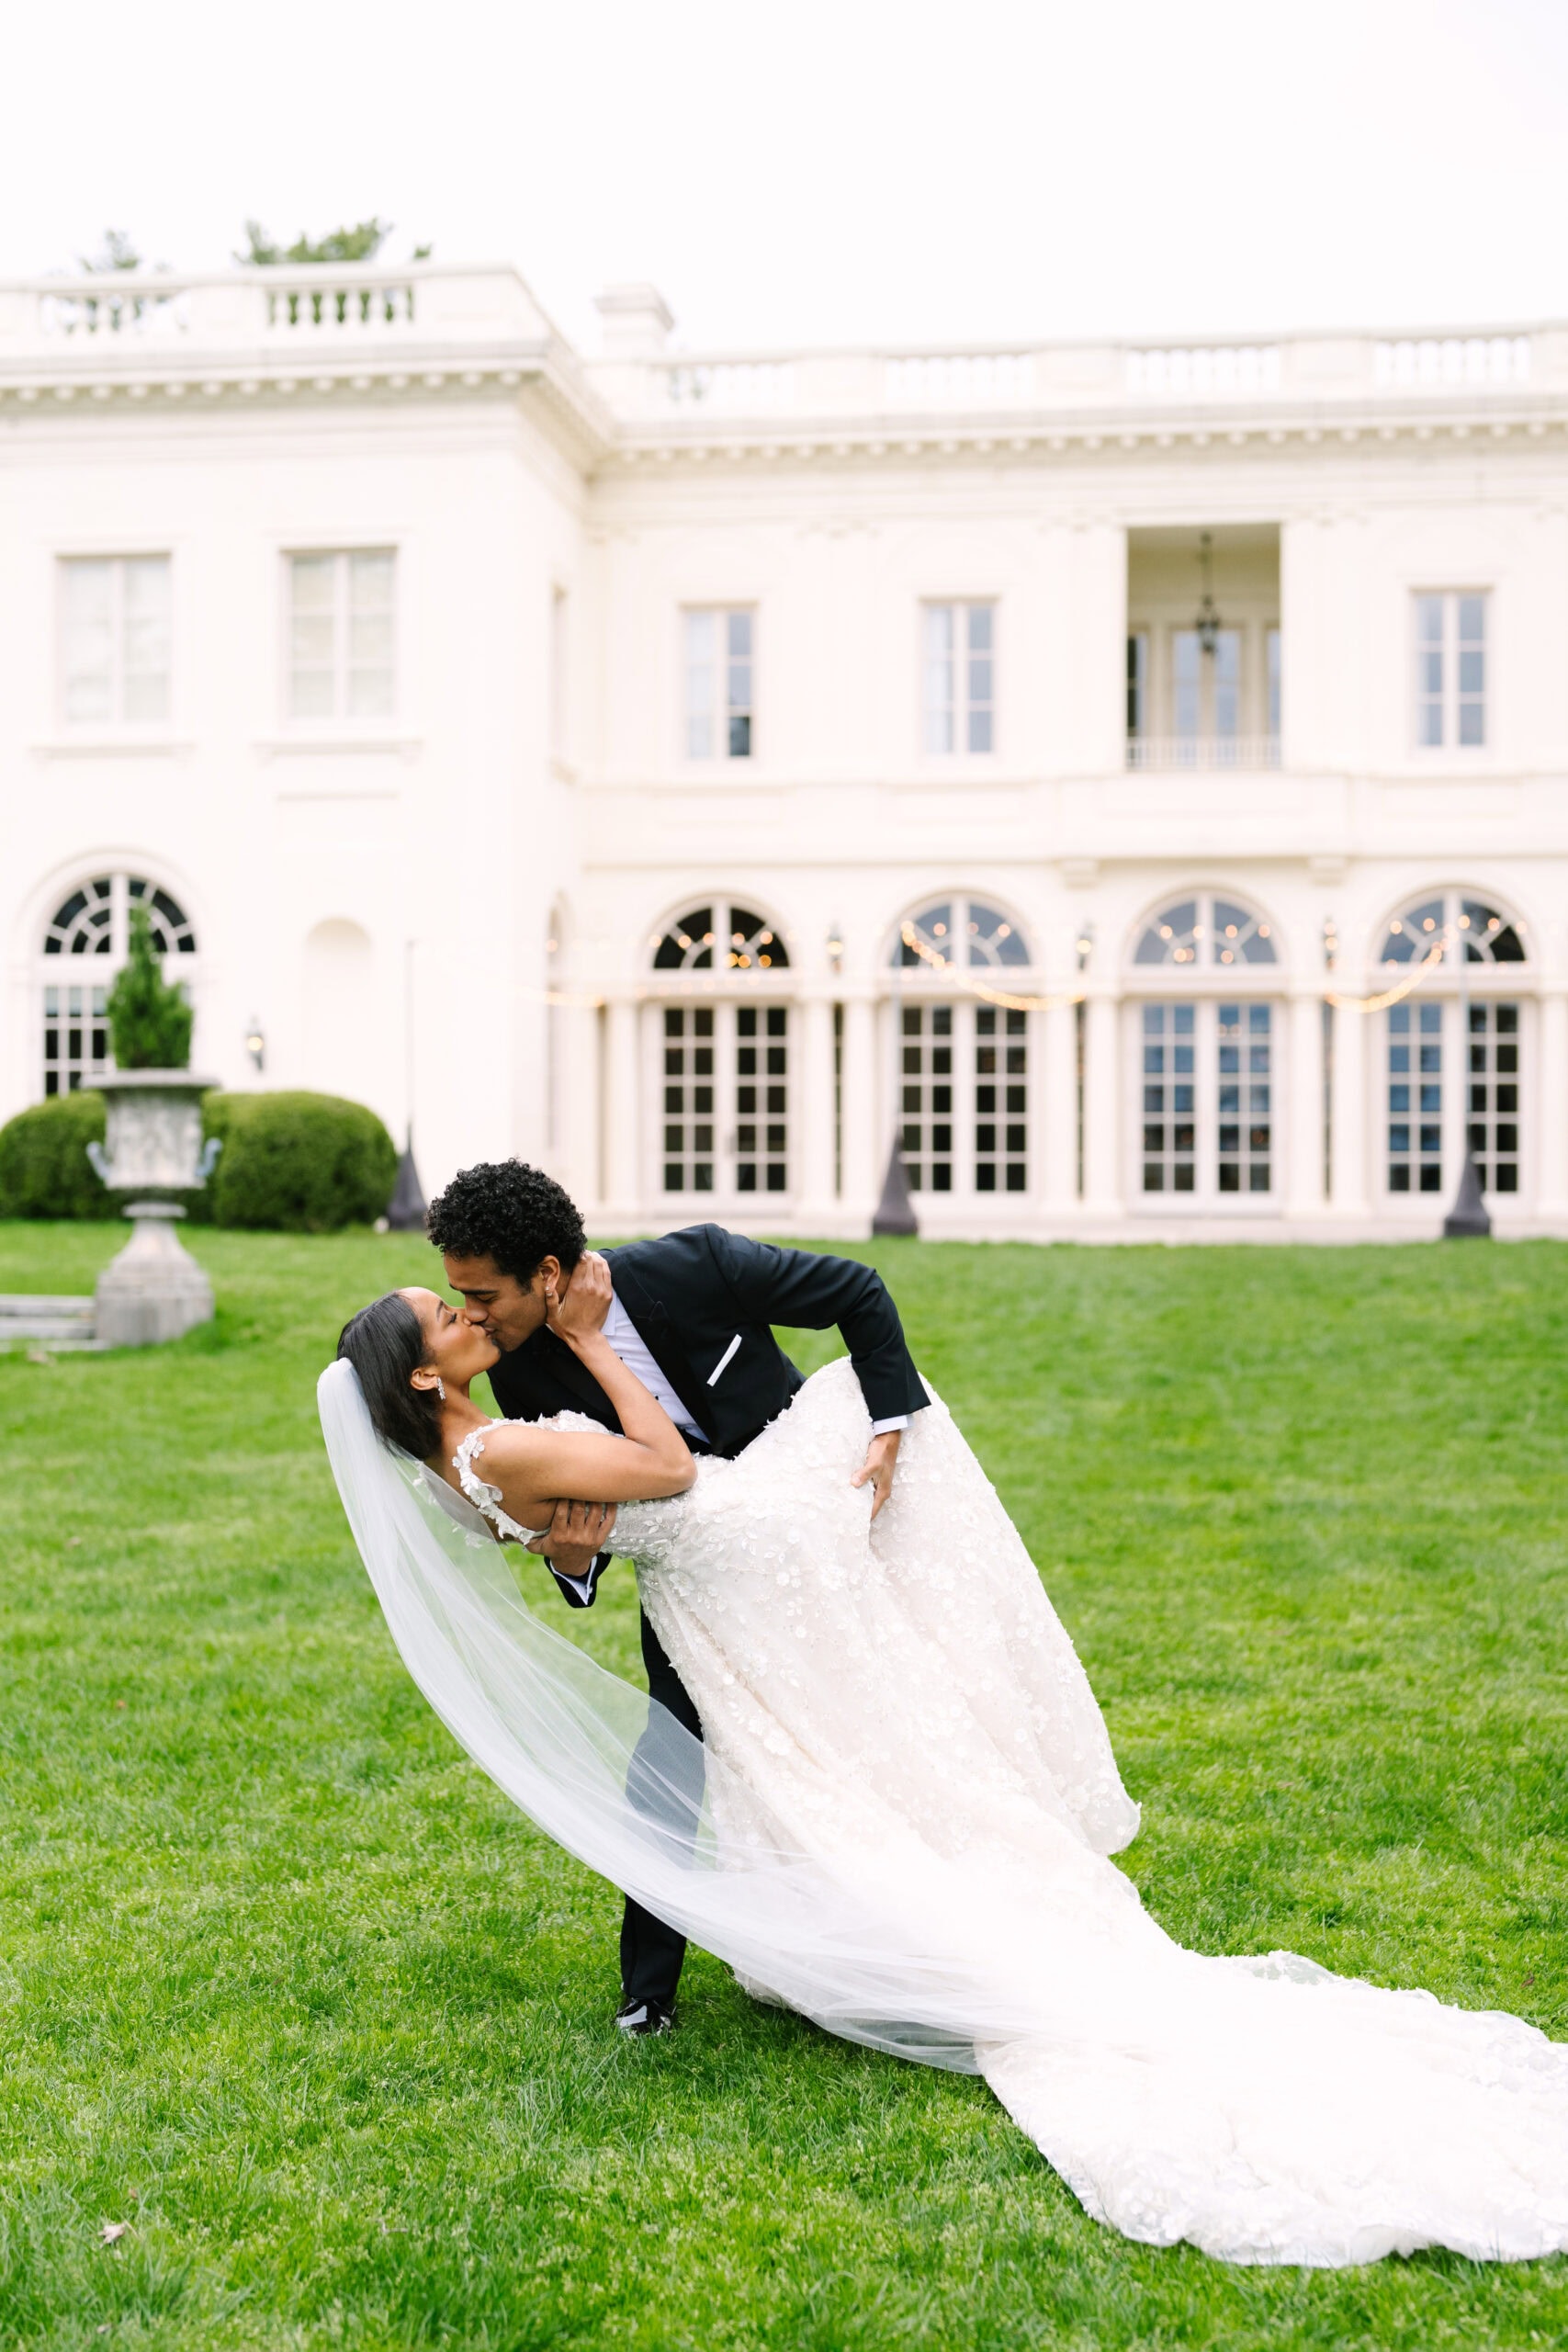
left=321, top=1261, right=1568, bottom=2270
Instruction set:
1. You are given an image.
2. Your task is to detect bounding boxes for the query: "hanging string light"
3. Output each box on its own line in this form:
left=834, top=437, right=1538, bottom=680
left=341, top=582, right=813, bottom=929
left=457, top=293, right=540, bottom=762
left=1324, top=926, right=1453, bottom=1012
left=897, top=922, right=1086, bottom=1011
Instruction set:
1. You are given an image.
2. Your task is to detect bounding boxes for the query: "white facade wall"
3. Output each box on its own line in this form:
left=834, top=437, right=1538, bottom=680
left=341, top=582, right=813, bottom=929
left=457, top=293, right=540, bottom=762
left=1, top=265, right=1564, bottom=1238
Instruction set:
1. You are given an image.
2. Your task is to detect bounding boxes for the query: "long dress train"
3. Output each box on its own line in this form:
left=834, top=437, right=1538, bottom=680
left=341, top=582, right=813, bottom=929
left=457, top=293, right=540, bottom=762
left=320, top=1354, right=1568, bottom=2267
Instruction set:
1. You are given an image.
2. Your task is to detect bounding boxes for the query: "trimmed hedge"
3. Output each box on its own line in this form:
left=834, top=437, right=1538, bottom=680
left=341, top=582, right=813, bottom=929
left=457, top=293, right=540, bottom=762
left=198, top=1091, right=398, bottom=1232
left=0, top=1091, right=110, bottom=1219
left=0, top=1088, right=397, bottom=1231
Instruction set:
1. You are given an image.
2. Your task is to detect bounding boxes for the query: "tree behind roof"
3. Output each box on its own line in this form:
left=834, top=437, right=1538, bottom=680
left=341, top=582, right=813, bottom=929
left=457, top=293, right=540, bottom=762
left=239, top=219, right=429, bottom=266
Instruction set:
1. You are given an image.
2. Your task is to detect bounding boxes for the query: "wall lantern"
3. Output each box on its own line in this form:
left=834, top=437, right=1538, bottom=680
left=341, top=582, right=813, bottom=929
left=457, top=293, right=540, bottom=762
left=827, top=920, right=844, bottom=976
left=245, top=1021, right=265, bottom=1074
left=1194, top=531, right=1223, bottom=657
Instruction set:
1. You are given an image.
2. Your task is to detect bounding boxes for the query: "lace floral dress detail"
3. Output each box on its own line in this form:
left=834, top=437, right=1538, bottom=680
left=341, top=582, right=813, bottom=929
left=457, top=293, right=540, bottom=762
left=452, top=1425, right=547, bottom=1544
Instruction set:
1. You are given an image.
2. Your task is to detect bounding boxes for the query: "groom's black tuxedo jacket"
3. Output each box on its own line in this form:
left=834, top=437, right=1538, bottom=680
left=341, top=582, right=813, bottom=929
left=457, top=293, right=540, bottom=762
left=486, top=1224, right=925, bottom=1603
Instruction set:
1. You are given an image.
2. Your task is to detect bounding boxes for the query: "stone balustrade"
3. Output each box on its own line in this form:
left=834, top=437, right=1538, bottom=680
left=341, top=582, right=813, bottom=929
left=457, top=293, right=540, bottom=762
left=0, top=265, right=1563, bottom=439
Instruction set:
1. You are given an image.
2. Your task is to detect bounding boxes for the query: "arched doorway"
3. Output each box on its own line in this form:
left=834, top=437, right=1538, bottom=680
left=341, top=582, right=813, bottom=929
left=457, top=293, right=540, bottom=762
left=39, top=871, right=197, bottom=1094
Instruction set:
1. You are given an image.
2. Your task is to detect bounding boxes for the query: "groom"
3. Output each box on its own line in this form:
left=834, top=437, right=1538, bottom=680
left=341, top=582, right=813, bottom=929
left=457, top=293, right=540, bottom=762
left=425, top=1159, right=927, bottom=2035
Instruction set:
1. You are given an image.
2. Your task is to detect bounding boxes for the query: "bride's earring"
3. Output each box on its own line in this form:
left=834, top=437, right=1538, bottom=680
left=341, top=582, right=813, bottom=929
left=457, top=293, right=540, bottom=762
left=435, top=1376, right=446, bottom=1400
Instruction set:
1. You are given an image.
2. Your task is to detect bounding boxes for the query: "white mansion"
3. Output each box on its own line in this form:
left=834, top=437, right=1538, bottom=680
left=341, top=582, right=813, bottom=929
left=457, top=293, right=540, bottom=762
left=1, top=261, right=1565, bottom=1239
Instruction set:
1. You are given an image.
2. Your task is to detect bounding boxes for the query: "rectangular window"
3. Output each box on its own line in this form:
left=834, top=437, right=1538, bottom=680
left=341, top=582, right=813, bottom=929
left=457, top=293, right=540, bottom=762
left=1172, top=627, right=1242, bottom=752
left=1267, top=625, right=1281, bottom=739
left=1217, top=1003, right=1272, bottom=1193
left=61, top=555, right=170, bottom=723
left=685, top=608, right=752, bottom=759
left=922, top=602, right=994, bottom=754
left=735, top=1005, right=789, bottom=1194
left=900, top=1004, right=953, bottom=1191
left=1142, top=1004, right=1196, bottom=1192
left=288, top=549, right=396, bottom=720
left=1415, top=592, right=1486, bottom=748
left=1387, top=1002, right=1443, bottom=1193
left=1468, top=1001, right=1519, bottom=1194
left=661, top=1007, right=716, bottom=1193
left=42, top=982, right=109, bottom=1095
left=1126, top=631, right=1149, bottom=741
left=974, top=1007, right=1028, bottom=1193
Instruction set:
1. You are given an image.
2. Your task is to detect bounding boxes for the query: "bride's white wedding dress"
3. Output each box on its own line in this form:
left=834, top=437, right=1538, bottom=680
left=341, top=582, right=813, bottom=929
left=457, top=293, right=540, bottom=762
left=319, top=1354, right=1568, bottom=2268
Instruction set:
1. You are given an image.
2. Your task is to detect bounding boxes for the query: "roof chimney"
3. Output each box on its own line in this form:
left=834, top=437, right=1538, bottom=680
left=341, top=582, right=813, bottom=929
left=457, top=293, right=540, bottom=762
left=594, top=283, right=675, bottom=356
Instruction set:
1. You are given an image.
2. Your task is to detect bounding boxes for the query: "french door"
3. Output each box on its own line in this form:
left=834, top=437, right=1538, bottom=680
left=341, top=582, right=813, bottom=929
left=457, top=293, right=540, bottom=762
left=1133, top=997, right=1279, bottom=1210
left=1382, top=997, right=1523, bottom=1204
left=898, top=1000, right=1031, bottom=1200
left=655, top=1001, right=791, bottom=1208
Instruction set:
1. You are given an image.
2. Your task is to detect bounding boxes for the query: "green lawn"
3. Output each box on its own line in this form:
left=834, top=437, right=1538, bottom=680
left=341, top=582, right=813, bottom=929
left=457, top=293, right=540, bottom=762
left=3, top=1225, right=1567, bottom=2350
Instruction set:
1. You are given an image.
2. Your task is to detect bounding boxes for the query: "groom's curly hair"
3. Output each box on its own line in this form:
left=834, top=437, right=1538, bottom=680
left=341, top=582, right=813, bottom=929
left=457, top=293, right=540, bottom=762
left=424, top=1159, right=586, bottom=1282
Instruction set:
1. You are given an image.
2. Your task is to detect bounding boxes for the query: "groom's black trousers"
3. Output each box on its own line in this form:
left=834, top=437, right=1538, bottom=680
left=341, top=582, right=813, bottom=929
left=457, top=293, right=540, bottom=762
left=619, top=1607, right=705, bottom=2010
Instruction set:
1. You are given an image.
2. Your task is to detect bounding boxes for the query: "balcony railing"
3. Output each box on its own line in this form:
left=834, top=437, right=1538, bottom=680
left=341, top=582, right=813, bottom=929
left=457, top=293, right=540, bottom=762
left=1126, top=735, right=1280, bottom=771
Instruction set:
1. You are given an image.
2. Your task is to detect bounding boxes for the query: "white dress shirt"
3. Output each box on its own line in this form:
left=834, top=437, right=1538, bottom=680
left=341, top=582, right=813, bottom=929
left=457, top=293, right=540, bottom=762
left=599, top=1288, right=908, bottom=1440
left=601, top=1290, right=710, bottom=1440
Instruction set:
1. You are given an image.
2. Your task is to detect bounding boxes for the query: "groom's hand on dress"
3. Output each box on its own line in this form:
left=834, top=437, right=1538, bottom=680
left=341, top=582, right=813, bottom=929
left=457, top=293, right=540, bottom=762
left=525, top=1498, right=617, bottom=1578
left=851, top=1430, right=901, bottom=1521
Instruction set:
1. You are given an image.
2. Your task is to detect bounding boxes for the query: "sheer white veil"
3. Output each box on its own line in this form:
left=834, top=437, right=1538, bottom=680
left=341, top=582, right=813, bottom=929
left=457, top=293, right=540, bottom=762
left=318, top=1358, right=998, bottom=2070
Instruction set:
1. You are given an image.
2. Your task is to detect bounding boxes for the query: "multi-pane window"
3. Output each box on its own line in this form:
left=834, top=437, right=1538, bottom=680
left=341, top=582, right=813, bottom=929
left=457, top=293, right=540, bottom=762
left=974, top=1009, right=1027, bottom=1192
left=901, top=1006, right=953, bottom=1192
left=1134, top=893, right=1278, bottom=971
left=43, top=983, right=109, bottom=1096
left=1172, top=628, right=1241, bottom=746
left=1415, top=592, right=1486, bottom=748
left=1387, top=1003, right=1443, bottom=1193
left=660, top=1004, right=788, bottom=1198
left=1381, top=890, right=1525, bottom=968
left=652, top=903, right=788, bottom=973
left=1468, top=1004, right=1520, bottom=1194
left=922, top=602, right=994, bottom=754
left=735, top=1007, right=788, bottom=1193
left=662, top=1008, right=715, bottom=1193
left=1267, top=626, right=1281, bottom=737
left=685, top=609, right=752, bottom=759
left=898, top=896, right=1030, bottom=973
left=288, top=550, right=396, bottom=719
left=1142, top=1006, right=1196, bottom=1192
left=39, top=873, right=197, bottom=1096
left=1137, top=995, right=1277, bottom=1205
left=1217, top=1004, right=1272, bottom=1193
left=61, top=556, right=170, bottom=723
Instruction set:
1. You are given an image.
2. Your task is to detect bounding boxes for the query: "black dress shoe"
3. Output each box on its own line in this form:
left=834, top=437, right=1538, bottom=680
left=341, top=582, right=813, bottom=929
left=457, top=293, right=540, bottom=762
left=615, top=1996, right=674, bottom=2037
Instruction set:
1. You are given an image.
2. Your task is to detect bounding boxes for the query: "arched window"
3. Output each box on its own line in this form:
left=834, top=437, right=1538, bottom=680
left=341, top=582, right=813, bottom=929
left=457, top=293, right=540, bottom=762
left=890, top=896, right=1033, bottom=1200
left=895, top=895, right=1030, bottom=969
left=1376, top=890, right=1528, bottom=1204
left=1130, top=893, right=1279, bottom=1209
left=39, top=870, right=197, bottom=1094
left=649, top=900, right=792, bottom=1203
left=1133, top=891, right=1278, bottom=967
left=652, top=902, right=789, bottom=972
left=1379, top=889, right=1527, bottom=965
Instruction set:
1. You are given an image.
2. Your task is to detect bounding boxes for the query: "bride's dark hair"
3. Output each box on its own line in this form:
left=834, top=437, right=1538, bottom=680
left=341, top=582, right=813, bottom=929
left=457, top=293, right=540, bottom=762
left=337, top=1293, right=443, bottom=1459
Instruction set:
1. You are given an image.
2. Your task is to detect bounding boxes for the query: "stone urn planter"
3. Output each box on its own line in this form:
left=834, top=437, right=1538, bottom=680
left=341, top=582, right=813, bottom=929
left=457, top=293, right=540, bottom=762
left=85, top=1072, right=222, bottom=1346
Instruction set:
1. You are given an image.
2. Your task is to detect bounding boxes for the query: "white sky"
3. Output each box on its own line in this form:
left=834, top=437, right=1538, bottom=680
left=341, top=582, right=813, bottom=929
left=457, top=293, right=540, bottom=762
left=5, top=0, right=1564, bottom=356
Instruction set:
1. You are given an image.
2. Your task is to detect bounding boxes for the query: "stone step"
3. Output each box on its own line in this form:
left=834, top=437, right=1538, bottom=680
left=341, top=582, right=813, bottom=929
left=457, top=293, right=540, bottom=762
left=0, top=1294, right=101, bottom=1351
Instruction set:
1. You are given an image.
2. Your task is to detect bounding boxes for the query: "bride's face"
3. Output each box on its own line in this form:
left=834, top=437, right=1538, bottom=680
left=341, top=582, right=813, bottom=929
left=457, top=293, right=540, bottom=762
left=400, top=1287, right=500, bottom=1390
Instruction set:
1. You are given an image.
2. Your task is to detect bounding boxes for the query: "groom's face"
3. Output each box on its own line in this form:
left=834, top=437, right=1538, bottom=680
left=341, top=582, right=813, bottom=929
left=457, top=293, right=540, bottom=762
left=444, top=1250, right=558, bottom=1352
